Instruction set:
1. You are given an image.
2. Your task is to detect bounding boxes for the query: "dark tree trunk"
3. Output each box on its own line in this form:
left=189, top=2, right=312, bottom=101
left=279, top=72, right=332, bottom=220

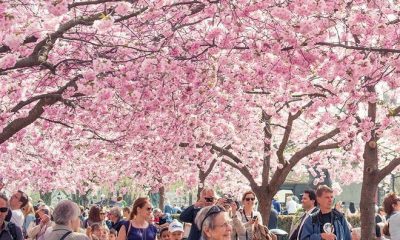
left=254, top=187, right=274, bottom=226
left=159, top=186, right=165, bottom=210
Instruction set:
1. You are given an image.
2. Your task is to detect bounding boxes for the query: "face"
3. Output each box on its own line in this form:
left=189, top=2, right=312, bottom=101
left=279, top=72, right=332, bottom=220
left=138, top=202, right=153, bottom=218
left=10, top=192, right=22, bottom=209
left=0, top=198, right=8, bottom=225
left=170, top=231, right=183, bottom=240
left=160, top=231, right=170, bottom=240
left=393, top=199, right=400, bottom=211
left=317, top=191, right=334, bottom=211
left=109, top=233, right=116, bottom=240
left=301, top=193, right=314, bottom=210
left=99, top=211, right=106, bottom=221
left=202, top=190, right=216, bottom=206
left=243, top=194, right=256, bottom=207
left=204, top=212, right=232, bottom=240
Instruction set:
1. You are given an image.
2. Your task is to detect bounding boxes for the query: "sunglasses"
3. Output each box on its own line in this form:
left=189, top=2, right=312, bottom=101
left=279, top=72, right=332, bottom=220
left=245, top=198, right=255, bottom=201
left=200, top=205, right=225, bottom=231
left=204, top=197, right=215, bottom=203
left=0, top=207, right=8, bottom=213
left=146, top=207, right=153, bottom=212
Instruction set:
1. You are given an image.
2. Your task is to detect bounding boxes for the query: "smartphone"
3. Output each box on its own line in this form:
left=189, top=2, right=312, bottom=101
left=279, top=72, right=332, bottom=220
left=252, top=216, right=258, bottom=220
left=226, top=198, right=233, bottom=204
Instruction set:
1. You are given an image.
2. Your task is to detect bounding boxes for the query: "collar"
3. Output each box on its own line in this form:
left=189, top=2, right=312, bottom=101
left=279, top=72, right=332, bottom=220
left=52, top=224, right=73, bottom=232
left=307, top=207, right=317, bottom=215
left=0, top=222, right=12, bottom=232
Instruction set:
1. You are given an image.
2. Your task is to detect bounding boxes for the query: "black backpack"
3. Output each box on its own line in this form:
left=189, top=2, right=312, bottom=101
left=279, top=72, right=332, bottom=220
left=6, top=222, right=18, bottom=240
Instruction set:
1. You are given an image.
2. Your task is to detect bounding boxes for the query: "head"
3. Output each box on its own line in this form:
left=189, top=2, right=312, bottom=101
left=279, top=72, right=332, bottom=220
left=88, top=205, right=102, bottom=222
left=123, top=207, right=131, bottom=219
left=10, top=190, right=29, bottom=210
left=130, top=197, right=153, bottom=220
left=168, top=220, right=184, bottom=240
left=241, top=191, right=256, bottom=209
left=109, top=229, right=117, bottom=240
left=22, top=202, right=34, bottom=216
left=378, top=207, right=386, bottom=216
left=316, top=185, right=334, bottom=212
left=91, top=223, right=108, bottom=240
left=0, top=194, right=9, bottom=226
left=160, top=227, right=170, bottom=240
left=108, top=207, right=122, bottom=223
left=195, top=205, right=232, bottom=240
left=53, top=200, right=81, bottom=231
left=117, top=196, right=123, bottom=202
left=334, top=201, right=344, bottom=213
left=301, top=190, right=317, bottom=211
left=153, top=208, right=163, bottom=218
left=200, top=188, right=216, bottom=206
left=383, top=193, right=400, bottom=216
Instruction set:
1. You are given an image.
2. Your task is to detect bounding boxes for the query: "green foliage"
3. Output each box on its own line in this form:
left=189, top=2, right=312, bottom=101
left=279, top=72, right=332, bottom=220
left=347, top=214, right=361, bottom=228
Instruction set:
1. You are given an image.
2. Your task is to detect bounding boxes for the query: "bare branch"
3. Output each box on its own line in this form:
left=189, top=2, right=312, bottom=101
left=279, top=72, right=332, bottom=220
left=378, top=157, right=400, bottom=181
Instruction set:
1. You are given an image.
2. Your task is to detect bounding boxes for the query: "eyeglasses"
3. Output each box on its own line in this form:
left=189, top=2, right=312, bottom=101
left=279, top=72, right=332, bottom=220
left=146, top=207, right=153, bottom=212
left=245, top=198, right=255, bottom=201
left=214, top=222, right=231, bottom=229
left=204, top=197, right=215, bottom=203
left=200, top=205, right=225, bottom=232
left=0, top=207, right=8, bottom=213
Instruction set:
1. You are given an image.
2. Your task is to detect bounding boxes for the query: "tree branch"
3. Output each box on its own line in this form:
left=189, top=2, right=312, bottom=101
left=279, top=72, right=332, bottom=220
left=221, top=158, right=259, bottom=190
left=378, top=157, right=400, bottom=182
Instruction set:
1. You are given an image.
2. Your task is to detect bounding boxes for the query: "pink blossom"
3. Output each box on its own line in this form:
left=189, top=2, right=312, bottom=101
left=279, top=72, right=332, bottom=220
left=0, top=54, right=17, bottom=69
left=93, top=18, right=114, bottom=33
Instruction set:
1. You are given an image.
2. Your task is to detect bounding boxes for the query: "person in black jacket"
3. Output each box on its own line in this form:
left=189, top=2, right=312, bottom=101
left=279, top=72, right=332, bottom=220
left=179, top=188, right=217, bottom=240
left=0, top=193, right=23, bottom=240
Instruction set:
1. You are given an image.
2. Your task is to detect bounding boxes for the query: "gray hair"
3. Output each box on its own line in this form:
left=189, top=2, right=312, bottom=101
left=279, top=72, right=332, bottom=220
left=195, top=206, right=224, bottom=239
left=109, top=207, right=122, bottom=218
left=53, top=200, right=80, bottom=225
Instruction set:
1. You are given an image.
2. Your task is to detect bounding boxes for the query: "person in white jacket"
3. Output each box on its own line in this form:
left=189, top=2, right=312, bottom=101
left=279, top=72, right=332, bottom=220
left=27, top=205, right=54, bottom=240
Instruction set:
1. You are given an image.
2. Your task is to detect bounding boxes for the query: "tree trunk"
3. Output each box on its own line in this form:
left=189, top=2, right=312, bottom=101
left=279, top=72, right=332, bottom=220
left=197, top=173, right=206, bottom=200
left=254, top=188, right=273, bottom=226
left=159, top=186, right=165, bottom=210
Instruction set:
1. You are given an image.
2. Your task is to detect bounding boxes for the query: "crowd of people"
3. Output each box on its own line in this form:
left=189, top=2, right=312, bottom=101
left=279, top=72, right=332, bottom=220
left=0, top=185, right=399, bottom=240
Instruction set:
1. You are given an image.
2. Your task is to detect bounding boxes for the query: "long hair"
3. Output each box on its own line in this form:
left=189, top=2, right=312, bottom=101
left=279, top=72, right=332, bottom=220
left=130, top=197, right=150, bottom=219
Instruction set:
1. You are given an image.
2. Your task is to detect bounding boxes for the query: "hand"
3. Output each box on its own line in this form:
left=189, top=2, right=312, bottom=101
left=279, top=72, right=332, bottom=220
left=216, top=198, right=226, bottom=206
left=40, top=215, right=50, bottom=225
left=320, top=233, right=336, bottom=240
left=86, top=226, right=92, bottom=238
left=231, top=202, right=237, bottom=215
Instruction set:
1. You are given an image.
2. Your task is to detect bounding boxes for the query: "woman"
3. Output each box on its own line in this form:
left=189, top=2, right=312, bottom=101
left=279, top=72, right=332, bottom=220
left=22, top=202, right=35, bottom=238
left=224, top=201, right=246, bottom=240
left=84, top=206, right=108, bottom=229
left=237, top=191, right=261, bottom=239
left=159, top=227, right=170, bottom=240
left=383, top=193, right=400, bottom=238
left=195, top=205, right=232, bottom=240
left=116, top=197, right=158, bottom=240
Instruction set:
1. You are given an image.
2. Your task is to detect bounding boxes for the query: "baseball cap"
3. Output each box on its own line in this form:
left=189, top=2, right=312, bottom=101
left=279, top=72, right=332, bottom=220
left=168, top=220, right=184, bottom=233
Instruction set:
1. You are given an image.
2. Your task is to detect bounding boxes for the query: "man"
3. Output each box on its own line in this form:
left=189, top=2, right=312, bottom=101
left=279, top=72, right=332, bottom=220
left=289, top=190, right=318, bottom=240
left=179, top=188, right=218, bottom=240
left=107, top=207, right=125, bottom=233
left=286, top=196, right=298, bottom=215
left=168, top=220, right=184, bottom=240
left=9, top=191, right=28, bottom=229
left=272, top=196, right=281, bottom=214
left=0, top=193, right=23, bottom=240
left=300, top=185, right=351, bottom=240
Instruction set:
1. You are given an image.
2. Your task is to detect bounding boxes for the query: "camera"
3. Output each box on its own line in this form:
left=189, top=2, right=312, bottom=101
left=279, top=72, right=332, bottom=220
left=226, top=198, right=233, bottom=204
left=252, top=216, right=258, bottom=220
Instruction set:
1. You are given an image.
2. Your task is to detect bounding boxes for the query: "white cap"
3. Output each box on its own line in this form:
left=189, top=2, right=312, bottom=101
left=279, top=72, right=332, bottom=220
left=168, top=220, right=184, bottom=233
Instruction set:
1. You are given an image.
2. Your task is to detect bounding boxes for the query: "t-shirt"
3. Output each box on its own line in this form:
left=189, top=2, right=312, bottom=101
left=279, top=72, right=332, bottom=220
left=10, top=209, right=24, bottom=229
left=318, top=212, right=335, bottom=235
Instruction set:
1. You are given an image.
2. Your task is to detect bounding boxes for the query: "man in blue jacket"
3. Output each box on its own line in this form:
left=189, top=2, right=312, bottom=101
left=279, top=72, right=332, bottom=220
left=300, top=185, right=351, bottom=240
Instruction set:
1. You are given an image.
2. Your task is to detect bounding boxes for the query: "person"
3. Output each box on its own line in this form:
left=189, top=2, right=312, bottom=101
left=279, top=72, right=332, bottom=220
left=122, top=207, right=131, bottom=221
left=268, top=208, right=278, bottom=230
left=194, top=205, right=232, bottom=240
left=159, top=227, right=170, bottom=240
left=27, top=205, right=53, bottom=240
left=115, top=197, right=126, bottom=208
left=154, top=208, right=172, bottom=229
left=289, top=190, right=318, bottom=240
left=0, top=193, right=23, bottom=240
left=272, top=197, right=281, bottom=214
left=383, top=193, right=400, bottom=239
left=108, top=207, right=125, bottom=233
left=375, top=207, right=386, bottom=224
left=300, top=185, right=351, bottom=240
left=334, top=201, right=344, bottom=214
left=44, top=200, right=89, bottom=240
left=286, top=196, right=298, bottom=215
left=21, top=203, right=35, bottom=238
left=164, top=203, right=174, bottom=215
left=168, top=220, right=184, bottom=240
left=116, top=197, right=157, bottom=240
left=237, top=190, right=261, bottom=240
left=224, top=200, right=246, bottom=240
left=109, top=229, right=117, bottom=240
left=9, top=191, right=29, bottom=229
left=84, top=206, right=108, bottom=229
left=87, top=223, right=108, bottom=240
left=179, top=188, right=218, bottom=240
